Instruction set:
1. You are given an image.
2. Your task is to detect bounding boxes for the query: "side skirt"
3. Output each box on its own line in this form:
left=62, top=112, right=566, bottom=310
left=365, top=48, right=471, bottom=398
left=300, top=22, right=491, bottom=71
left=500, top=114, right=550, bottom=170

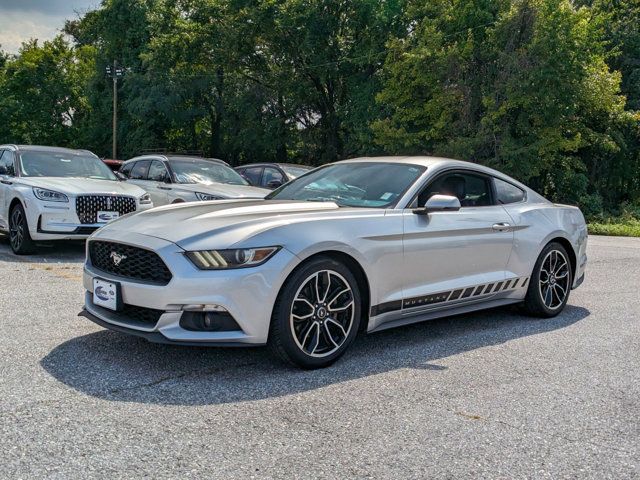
left=368, top=297, right=522, bottom=333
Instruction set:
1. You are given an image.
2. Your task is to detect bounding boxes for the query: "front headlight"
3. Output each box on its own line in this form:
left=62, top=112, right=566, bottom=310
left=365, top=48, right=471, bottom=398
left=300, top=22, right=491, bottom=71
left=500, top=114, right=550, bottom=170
left=185, top=247, right=280, bottom=270
left=33, top=187, right=69, bottom=203
left=195, top=192, right=224, bottom=201
left=139, top=193, right=152, bottom=205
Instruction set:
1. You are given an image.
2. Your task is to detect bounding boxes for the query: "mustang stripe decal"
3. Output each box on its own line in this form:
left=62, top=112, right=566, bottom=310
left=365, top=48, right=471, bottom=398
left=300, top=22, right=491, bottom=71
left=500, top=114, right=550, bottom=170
left=370, top=276, right=530, bottom=317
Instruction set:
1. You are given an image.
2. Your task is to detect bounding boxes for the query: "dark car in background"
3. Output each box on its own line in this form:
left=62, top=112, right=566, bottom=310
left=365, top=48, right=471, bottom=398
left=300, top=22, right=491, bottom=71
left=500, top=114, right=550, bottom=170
left=235, top=163, right=312, bottom=189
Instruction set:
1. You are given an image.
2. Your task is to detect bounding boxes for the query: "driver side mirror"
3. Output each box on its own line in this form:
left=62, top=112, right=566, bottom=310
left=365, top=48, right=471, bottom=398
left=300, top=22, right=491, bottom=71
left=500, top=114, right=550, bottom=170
left=0, top=165, right=8, bottom=175
left=412, top=194, right=461, bottom=215
left=267, top=180, right=283, bottom=189
left=114, top=171, right=127, bottom=181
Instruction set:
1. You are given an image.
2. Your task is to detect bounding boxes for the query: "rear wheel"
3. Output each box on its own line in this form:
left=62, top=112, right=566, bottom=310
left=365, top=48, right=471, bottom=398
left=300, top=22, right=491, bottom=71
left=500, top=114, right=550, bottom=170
left=523, top=242, right=572, bottom=317
left=9, top=203, right=36, bottom=255
left=269, top=257, right=361, bottom=369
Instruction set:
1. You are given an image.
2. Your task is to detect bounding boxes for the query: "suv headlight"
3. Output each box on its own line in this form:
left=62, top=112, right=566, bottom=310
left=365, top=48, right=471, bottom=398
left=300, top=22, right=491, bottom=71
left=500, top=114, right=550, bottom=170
left=185, top=247, right=280, bottom=270
left=33, top=187, right=69, bottom=203
left=195, top=192, right=224, bottom=201
left=139, top=193, right=152, bottom=205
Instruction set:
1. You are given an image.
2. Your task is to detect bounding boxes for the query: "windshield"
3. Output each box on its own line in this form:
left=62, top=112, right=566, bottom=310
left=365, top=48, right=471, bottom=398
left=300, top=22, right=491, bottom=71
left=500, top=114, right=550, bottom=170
left=19, top=151, right=116, bottom=180
left=267, top=162, right=426, bottom=208
left=171, top=160, right=249, bottom=186
left=281, top=165, right=312, bottom=179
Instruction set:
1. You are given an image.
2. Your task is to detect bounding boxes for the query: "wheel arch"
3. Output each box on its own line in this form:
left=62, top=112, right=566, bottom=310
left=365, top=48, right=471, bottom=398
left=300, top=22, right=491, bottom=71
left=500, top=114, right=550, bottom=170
left=9, top=196, right=25, bottom=216
left=545, top=236, right=577, bottom=279
left=277, top=249, right=372, bottom=333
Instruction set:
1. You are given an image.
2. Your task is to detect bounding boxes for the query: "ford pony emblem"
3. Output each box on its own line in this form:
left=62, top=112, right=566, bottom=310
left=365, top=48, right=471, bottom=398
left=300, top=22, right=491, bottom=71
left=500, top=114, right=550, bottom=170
left=110, top=251, right=127, bottom=266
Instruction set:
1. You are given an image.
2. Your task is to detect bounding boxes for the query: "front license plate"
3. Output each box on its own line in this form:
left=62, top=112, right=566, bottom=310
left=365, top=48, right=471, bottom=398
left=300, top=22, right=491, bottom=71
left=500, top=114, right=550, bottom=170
left=93, top=278, right=122, bottom=311
left=97, top=211, right=120, bottom=223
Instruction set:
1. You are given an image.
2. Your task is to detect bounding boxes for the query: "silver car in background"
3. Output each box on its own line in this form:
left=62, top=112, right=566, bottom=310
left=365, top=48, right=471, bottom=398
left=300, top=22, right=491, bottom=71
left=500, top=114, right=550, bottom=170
left=81, top=156, right=588, bottom=368
left=120, top=155, right=268, bottom=205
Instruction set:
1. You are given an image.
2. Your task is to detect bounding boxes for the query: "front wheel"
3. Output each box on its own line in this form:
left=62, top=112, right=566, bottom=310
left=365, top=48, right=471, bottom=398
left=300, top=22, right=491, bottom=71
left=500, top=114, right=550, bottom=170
left=9, top=203, right=36, bottom=255
left=269, top=257, right=361, bottom=369
left=523, top=242, right=572, bottom=317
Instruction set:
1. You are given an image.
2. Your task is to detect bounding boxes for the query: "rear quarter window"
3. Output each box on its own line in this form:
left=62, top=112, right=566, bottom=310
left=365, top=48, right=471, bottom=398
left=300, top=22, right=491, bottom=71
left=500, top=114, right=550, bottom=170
left=494, top=177, right=526, bottom=204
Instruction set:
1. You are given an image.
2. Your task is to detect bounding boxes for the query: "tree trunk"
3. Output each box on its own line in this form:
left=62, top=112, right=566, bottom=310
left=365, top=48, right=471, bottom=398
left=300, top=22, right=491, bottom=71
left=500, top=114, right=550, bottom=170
left=275, top=94, right=288, bottom=163
left=209, top=67, right=224, bottom=158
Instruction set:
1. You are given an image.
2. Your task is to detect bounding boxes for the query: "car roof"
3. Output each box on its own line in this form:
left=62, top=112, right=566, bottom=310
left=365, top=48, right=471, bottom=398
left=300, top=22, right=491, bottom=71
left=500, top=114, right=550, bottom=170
left=237, top=162, right=312, bottom=169
left=339, top=155, right=504, bottom=174
left=339, top=155, right=543, bottom=196
left=0, top=144, right=97, bottom=157
left=124, top=155, right=228, bottom=165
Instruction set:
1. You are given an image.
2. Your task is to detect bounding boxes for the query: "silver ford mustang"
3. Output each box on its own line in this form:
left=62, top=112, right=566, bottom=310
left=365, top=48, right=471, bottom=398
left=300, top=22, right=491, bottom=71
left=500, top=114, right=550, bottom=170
left=81, top=156, right=588, bottom=368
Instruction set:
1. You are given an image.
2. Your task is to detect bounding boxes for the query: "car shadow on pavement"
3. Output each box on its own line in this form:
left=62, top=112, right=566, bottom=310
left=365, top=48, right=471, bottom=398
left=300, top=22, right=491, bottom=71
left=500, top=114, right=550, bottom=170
left=41, top=304, right=590, bottom=406
left=0, top=233, right=86, bottom=263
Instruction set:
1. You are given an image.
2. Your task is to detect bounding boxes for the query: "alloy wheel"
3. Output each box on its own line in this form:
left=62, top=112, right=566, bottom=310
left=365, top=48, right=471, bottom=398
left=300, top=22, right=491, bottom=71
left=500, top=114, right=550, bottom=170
left=290, top=269, right=355, bottom=357
left=9, top=208, right=24, bottom=251
left=538, top=249, right=570, bottom=310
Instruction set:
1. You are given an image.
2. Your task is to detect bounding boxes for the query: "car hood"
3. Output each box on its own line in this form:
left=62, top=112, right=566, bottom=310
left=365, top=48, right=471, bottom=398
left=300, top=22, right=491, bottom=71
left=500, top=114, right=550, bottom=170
left=174, top=182, right=269, bottom=198
left=16, top=177, right=146, bottom=197
left=99, top=200, right=353, bottom=247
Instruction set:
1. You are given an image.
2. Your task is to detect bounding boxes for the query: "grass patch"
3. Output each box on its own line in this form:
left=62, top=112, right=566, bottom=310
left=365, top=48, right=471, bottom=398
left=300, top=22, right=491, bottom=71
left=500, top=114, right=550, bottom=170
left=588, top=220, right=640, bottom=237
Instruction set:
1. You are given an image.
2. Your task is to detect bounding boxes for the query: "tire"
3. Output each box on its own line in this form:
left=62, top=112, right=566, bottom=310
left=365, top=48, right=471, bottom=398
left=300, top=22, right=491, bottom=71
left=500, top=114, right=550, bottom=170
left=522, top=242, right=572, bottom=317
left=9, top=203, right=36, bottom=255
left=269, top=256, right=362, bottom=369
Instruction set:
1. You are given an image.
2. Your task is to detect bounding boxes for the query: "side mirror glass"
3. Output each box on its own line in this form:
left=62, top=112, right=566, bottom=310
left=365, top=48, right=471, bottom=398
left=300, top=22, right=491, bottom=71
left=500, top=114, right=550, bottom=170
left=413, top=194, right=461, bottom=215
left=114, top=171, right=127, bottom=181
left=0, top=166, right=7, bottom=175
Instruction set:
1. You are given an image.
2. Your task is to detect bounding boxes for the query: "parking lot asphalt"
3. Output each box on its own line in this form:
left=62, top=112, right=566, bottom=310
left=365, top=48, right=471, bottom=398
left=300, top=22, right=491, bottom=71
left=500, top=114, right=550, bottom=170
left=0, top=233, right=638, bottom=479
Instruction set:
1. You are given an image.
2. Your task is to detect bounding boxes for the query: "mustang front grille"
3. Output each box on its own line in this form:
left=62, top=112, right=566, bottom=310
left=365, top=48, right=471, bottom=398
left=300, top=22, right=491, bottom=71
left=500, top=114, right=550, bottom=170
left=89, top=241, right=172, bottom=285
left=76, top=195, right=136, bottom=224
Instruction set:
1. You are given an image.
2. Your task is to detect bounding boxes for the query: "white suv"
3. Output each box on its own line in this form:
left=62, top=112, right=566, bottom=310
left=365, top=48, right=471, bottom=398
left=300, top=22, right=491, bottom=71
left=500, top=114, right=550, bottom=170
left=0, top=145, right=153, bottom=254
left=119, top=155, right=269, bottom=206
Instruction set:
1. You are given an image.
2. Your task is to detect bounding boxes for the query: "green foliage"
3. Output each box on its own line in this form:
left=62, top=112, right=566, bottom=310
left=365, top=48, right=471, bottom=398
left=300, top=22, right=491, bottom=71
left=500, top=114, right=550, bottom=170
left=0, top=0, right=638, bottom=223
left=373, top=0, right=640, bottom=214
left=0, top=37, right=92, bottom=146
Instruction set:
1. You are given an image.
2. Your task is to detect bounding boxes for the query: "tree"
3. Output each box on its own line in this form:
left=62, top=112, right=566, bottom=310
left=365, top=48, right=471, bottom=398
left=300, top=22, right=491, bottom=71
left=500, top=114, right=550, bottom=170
left=0, top=36, right=91, bottom=147
left=373, top=0, right=636, bottom=213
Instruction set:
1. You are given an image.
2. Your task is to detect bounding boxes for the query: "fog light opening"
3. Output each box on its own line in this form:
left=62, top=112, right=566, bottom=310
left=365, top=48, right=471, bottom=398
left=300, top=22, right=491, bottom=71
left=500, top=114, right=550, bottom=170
left=179, top=310, right=241, bottom=332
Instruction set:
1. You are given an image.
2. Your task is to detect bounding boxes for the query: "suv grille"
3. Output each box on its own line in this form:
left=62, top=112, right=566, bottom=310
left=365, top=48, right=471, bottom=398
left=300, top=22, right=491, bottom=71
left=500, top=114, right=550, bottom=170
left=76, top=195, right=136, bottom=224
left=89, top=241, right=172, bottom=285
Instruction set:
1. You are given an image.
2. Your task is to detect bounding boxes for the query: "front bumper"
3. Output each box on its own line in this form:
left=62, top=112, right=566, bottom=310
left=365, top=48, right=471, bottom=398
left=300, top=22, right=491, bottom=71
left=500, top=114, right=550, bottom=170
left=79, top=307, right=259, bottom=347
left=82, top=230, right=298, bottom=345
left=26, top=198, right=153, bottom=240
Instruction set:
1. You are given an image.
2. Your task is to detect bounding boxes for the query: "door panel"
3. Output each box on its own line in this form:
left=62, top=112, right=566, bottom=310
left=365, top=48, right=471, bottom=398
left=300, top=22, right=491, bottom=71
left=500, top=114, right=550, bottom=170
left=401, top=206, right=514, bottom=312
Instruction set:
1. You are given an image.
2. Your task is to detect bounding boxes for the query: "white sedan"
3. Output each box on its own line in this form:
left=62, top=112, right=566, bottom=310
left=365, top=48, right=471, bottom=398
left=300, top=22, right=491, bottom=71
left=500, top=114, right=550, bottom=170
left=0, top=144, right=153, bottom=254
left=119, top=155, right=269, bottom=206
left=81, top=156, right=588, bottom=368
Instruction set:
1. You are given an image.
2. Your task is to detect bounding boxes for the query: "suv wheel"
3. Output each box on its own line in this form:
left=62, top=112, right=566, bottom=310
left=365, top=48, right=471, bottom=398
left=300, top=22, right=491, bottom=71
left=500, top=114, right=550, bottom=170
left=9, top=203, right=36, bottom=255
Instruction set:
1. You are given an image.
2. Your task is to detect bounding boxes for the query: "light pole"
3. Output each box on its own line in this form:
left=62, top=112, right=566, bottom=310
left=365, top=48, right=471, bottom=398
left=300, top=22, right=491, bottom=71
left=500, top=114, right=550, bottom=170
left=105, top=61, right=126, bottom=159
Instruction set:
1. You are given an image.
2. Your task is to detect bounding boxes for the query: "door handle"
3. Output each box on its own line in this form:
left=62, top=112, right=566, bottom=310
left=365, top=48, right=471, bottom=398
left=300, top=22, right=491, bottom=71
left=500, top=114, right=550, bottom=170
left=492, top=222, right=511, bottom=232
left=158, top=186, right=171, bottom=190
left=0, top=180, right=12, bottom=185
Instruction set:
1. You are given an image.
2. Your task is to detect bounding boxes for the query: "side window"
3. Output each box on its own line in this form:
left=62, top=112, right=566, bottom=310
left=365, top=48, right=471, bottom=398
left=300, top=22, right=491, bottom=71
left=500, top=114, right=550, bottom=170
left=0, top=150, right=16, bottom=176
left=120, top=162, right=134, bottom=177
left=148, top=160, right=169, bottom=182
left=130, top=160, right=151, bottom=180
left=494, top=177, right=525, bottom=204
left=418, top=172, right=493, bottom=207
left=262, top=167, right=285, bottom=187
left=241, top=167, right=263, bottom=186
